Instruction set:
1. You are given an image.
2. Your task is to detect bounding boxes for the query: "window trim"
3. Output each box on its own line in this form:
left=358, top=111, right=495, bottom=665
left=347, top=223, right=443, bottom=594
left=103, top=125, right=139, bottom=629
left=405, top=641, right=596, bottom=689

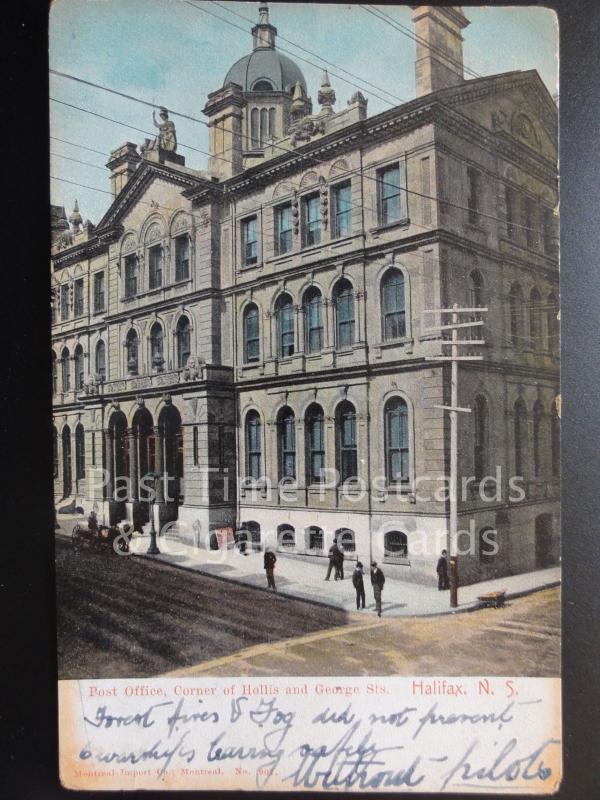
left=331, top=180, right=352, bottom=240
left=301, top=192, right=321, bottom=248
left=241, top=215, right=259, bottom=268
left=93, top=271, right=105, bottom=314
left=377, top=160, right=407, bottom=228
left=274, top=202, right=293, bottom=256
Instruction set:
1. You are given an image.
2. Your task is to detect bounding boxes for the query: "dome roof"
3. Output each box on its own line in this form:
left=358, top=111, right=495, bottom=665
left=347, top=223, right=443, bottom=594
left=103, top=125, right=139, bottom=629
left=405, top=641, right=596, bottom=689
left=224, top=49, right=307, bottom=95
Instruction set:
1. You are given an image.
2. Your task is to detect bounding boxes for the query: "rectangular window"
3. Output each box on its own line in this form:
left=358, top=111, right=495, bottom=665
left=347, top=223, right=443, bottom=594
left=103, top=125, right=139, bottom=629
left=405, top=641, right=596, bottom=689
left=275, top=203, right=293, bottom=255
left=523, top=196, right=537, bottom=249
left=438, top=155, right=450, bottom=215
left=148, top=245, right=163, bottom=289
left=242, top=217, right=258, bottom=266
left=332, top=182, right=352, bottom=238
left=74, top=279, right=84, bottom=317
left=309, top=417, right=325, bottom=484
left=175, top=236, right=190, bottom=281
left=308, top=527, right=324, bottom=551
left=378, top=163, right=406, bottom=226
left=93, top=272, right=105, bottom=313
left=505, top=186, right=517, bottom=240
left=193, top=426, right=199, bottom=466
left=467, top=166, right=480, bottom=224
left=124, top=254, right=137, bottom=298
left=60, top=284, right=70, bottom=321
left=91, top=432, right=96, bottom=466
left=302, top=193, right=321, bottom=247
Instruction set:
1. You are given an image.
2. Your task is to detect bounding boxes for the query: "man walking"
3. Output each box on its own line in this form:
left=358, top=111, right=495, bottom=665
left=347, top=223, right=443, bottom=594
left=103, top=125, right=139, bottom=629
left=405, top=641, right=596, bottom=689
left=352, top=561, right=366, bottom=610
left=264, top=548, right=277, bottom=591
left=436, top=549, right=449, bottom=590
left=337, top=545, right=345, bottom=580
left=370, top=561, right=385, bottom=616
left=325, top=538, right=341, bottom=580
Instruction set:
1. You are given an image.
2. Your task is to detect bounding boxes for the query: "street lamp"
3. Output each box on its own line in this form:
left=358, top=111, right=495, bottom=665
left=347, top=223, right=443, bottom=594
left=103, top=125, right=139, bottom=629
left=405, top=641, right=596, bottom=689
left=146, top=472, right=160, bottom=555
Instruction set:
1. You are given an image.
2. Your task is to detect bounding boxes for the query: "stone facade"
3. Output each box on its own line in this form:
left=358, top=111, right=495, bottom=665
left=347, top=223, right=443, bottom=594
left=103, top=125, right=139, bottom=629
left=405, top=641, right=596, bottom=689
left=51, top=5, right=559, bottom=584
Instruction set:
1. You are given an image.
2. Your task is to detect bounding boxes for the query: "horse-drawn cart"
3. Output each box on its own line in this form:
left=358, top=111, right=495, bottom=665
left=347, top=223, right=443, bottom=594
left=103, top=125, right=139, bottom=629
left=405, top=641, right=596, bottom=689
left=71, top=521, right=131, bottom=554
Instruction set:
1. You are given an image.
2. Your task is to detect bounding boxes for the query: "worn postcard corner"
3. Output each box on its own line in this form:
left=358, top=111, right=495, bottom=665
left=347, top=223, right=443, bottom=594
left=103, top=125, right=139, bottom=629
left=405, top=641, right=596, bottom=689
left=51, top=2, right=560, bottom=794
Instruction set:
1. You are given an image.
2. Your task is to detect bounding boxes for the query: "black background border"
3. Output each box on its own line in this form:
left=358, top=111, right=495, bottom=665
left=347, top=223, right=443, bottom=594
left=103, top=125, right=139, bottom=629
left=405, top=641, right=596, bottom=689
left=1, top=1, right=599, bottom=798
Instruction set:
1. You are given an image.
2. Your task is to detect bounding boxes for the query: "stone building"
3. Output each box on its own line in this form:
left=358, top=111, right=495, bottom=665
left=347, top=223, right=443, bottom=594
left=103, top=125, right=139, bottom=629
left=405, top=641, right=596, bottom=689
left=51, top=4, right=559, bottom=584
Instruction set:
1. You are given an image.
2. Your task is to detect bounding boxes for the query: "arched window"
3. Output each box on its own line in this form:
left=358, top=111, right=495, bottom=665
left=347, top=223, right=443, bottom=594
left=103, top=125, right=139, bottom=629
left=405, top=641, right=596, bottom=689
left=277, top=524, right=295, bottom=549
left=529, top=287, right=542, bottom=349
left=176, top=317, right=191, bottom=368
left=268, top=107, right=276, bottom=140
left=95, top=340, right=106, bottom=381
left=336, top=401, right=357, bottom=482
left=51, top=352, right=57, bottom=395
left=74, top=345, right=85, bottom=391
left=62, top=425, right=72, bottom=497
left=277, top=407, right=295, bottom=481
left=253, top=80, right=273, bottom=91
left=473, top=395, right=488, bottom=482
left=551, top=400, right=560, bottom=478
left=243, top=303, right=260, bottom=363
left=150, top=323, right=164, bottom=372
left=547, top=292, right=559, bottom=353
left=250, top=108, right=259, bottom=149
left=533, top=400, right=544, bottom=477
left=245, top=411, right=262, bottom=480
left=307, top=525, right=324, bottom=551
left=61, top=347, right=70, bottom=392
left=276, top=293, right=294, bottom=358
left=384, top=397, right=409, bottom=484
left=337, top=528, right=356, bottom=553
left=303, top=287, right=323, bottom=353
left=381, top=268, right=406, bottom=340
left=514, top=398, right=528, bottom=477
left=53, top=426, right=58, bottom=478
left=333, top=278, right=355, bottom=349
left=260, top=108, right=268, bottom=146
left=384, top=530, right=408, bottom=559
left=509, top=283, right=523, bottom=345
left=305, top=403, right=325, bottom=484
left=126, top=329, right=139, bottom=375
left=479, top=527, right=497, bottom=564
left=75, top=423, right=85, bottom=482
left=241, top=520, right=261, bottom=547
left=470, top=269, right=484, bottom=308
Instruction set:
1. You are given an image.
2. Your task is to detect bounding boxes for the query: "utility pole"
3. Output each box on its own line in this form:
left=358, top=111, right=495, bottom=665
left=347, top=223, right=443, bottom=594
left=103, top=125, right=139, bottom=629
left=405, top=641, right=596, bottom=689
left=424, top=303, right=487, bottom=608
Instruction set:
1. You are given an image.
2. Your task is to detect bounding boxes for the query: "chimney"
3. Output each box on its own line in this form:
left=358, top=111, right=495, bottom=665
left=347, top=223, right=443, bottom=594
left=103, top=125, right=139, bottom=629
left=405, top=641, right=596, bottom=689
left=106, top=142, right=141, bottom=197
left=411, top=6, right=470, bottom=97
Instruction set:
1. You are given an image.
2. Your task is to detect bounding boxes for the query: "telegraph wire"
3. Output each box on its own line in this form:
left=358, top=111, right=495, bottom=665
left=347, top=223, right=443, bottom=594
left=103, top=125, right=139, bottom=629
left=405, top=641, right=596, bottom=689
left=208, top=0, right=405, bottom=105
left=185, top=1, right=406, bottom=108
left=51, top=152, right=107, bottom=172
left=50, top=135, right=109, bottom=158
left=361, top=5, right=482, bottom=80
left=50, top=90, right=554, bottom=240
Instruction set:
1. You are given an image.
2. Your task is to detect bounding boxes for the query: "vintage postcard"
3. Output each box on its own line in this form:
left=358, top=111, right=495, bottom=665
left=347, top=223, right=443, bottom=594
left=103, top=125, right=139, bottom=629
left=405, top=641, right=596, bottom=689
left=50, top=1, right=561, bottom=792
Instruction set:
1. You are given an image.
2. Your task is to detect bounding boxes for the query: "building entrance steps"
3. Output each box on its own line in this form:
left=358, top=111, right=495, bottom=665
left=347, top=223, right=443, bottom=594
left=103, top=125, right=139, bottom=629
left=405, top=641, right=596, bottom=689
left=124, top=534, right=560, bottom=618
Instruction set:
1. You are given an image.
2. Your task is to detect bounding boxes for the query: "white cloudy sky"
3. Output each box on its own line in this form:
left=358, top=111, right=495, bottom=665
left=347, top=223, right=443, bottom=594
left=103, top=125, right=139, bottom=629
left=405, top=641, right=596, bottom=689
left=50, top=1, right=558, bottom=224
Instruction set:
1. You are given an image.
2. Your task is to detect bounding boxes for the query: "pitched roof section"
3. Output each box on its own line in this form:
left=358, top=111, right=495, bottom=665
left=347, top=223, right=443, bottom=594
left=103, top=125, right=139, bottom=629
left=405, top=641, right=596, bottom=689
left=95, top=159, right=217, bottom=233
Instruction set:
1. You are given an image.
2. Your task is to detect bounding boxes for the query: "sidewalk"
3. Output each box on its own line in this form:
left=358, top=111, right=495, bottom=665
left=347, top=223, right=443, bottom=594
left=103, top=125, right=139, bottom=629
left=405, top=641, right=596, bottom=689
left=123, top=532, right=560, bottom=618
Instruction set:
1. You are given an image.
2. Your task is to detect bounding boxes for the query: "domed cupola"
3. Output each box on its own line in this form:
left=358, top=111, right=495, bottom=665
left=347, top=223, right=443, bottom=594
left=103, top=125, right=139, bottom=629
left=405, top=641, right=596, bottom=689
left=223, top=4, right=307, bottom=95
left=203, top=3, right=310, bottom=179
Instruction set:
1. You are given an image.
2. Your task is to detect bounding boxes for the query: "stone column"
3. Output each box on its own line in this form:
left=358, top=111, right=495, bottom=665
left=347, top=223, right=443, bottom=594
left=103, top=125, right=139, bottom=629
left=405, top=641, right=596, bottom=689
left=153, top=425, right=164, bottom=503
left=127, top=428, right=138, bottom=500
left=104, top=430, right=113, bottom=500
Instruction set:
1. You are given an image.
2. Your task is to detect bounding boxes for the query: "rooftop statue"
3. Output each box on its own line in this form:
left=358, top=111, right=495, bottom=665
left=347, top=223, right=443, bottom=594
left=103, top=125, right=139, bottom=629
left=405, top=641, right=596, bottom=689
left=143, top=107, right=177, bottom=153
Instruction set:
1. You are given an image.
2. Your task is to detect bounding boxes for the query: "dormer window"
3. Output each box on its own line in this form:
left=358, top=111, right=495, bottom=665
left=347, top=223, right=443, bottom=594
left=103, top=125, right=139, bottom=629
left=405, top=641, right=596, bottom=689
left=252, top=80, right=274, bottom=91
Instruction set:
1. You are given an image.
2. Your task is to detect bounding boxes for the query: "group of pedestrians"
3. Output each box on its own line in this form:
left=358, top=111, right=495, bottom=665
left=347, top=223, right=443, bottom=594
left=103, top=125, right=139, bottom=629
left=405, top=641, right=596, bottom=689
left=351, top=560, right=386, bottom=616
left=263, top=541, right=448, bottom=617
